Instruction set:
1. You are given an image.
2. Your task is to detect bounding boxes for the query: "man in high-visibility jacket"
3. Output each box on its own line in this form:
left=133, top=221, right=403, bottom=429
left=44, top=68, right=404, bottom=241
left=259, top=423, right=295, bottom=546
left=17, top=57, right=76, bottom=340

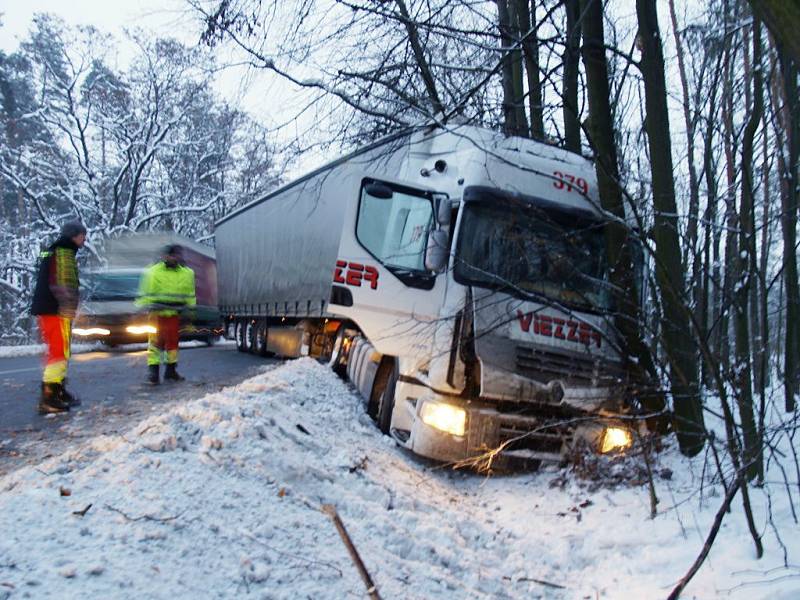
left=136, top=244, right=196, bottom=384
left=31, top=221, right=87, bottom=414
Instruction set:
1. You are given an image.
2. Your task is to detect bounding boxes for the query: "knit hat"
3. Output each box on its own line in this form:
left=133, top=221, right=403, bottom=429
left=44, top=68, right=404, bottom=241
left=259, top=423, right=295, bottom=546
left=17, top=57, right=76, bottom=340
left=163, top=244, right=183, bottom=256
left=61, top=221, right=87, bottom=239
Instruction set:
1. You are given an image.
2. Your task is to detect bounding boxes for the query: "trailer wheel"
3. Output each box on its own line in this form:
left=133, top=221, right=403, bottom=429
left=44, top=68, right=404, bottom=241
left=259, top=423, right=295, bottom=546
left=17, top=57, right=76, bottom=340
left=245, top=320, right=257, bottom=353
left=369, top=358, right=397, bottom=434
left=254, top=321, right=268, bottom=356
left=235, top=320, right=248, bottom=352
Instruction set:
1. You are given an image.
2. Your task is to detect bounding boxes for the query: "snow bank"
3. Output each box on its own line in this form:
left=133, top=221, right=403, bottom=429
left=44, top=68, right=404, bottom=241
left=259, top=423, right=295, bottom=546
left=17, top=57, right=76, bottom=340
left=0, top=359, right=797, bottom=599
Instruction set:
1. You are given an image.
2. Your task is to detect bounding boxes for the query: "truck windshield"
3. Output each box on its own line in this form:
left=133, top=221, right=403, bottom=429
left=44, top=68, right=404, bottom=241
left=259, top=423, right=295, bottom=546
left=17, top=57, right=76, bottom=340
left=454, top=200, right=612, bottom=312
left=84, top=273, right=141, bottom=301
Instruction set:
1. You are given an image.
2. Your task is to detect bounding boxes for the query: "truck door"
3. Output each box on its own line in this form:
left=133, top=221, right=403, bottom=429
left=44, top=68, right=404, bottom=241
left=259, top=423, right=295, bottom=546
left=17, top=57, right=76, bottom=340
left=331, top=177, right=447, bottom=358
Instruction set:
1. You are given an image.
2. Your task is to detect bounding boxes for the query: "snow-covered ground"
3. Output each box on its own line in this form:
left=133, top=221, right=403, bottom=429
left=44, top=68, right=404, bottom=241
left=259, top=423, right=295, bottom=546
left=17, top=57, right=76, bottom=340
left=1, top=359, right=798, bottom=599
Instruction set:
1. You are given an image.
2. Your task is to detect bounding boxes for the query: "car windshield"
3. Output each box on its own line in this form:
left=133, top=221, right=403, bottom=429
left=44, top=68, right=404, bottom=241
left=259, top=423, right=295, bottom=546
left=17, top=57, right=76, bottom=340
left=83, top=273, right=140, bottom=301
left=454, top=199, right=612, bottom=312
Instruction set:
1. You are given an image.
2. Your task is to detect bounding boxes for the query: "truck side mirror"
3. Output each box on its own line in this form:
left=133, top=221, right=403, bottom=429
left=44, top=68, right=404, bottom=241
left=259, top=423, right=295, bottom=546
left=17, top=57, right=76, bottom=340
left=425, top=229, right=449, bottom=273
left=365, top=182, right=393, bottom=199
left=433, top=194, right=451, bottom=227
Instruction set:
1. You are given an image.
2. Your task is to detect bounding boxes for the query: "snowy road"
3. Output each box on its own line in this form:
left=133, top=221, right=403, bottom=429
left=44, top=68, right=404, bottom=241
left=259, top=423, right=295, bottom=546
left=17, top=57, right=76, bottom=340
left=1, top=358, right=798, bottom=599
left=0, top=343, right=275, bottom=476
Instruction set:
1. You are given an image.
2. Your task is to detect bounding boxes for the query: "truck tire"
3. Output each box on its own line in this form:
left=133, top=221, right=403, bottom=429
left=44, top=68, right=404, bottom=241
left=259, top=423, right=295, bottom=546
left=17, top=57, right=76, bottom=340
left=369, top=358, right=397, bottom=434
left=254, top=321, right=268, bottom=356
left=328, top=327, right=348, bottom=377
left=245, top=320, right=257, bottom=353
left=377, top=362, right=398, bottom=434
left=235, top=320, right=248, bottom=352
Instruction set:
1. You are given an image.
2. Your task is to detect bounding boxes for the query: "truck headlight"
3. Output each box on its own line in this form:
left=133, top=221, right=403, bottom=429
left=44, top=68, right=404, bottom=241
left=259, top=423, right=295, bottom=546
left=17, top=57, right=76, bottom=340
left=420, top=401, right=466, bottom=437
left=73, top=328, right=111, bottom=336
left=125, top=325, right=157, bottom=335
left=600, top=426, right=633, bottom=453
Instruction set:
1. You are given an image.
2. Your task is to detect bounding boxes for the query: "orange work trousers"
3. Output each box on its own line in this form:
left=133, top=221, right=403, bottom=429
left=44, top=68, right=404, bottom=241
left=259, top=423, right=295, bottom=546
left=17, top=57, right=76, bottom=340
left=39, top=315, right=71, bottom=384
left=147, top=315, right=180, bottom=366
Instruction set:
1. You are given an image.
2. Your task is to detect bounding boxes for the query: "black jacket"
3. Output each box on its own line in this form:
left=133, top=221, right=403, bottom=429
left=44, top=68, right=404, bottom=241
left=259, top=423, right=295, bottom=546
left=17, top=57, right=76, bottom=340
left=31, top=237, right=81, bottom=317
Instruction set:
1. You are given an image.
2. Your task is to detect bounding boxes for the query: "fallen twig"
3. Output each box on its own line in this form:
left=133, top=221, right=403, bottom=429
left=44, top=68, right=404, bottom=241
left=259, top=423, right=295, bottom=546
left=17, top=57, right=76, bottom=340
left=517, top=576, right=566, bottom=589
left=321, top=504, right=381, bottom=600
left=242, top=531, right=343, bottom=577
left=105, top=504, right=183, bottom=523
left=667, top=476, right=742, bottom=600
left=72, top=504, right=92, bottom=517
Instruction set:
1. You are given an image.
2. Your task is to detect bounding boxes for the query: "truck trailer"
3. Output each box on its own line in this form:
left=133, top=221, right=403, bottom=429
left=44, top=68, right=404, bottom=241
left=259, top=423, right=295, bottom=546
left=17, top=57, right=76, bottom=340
left=73, top=233, right=221, bottom=346
left=216, top=125, right=645, bottom=466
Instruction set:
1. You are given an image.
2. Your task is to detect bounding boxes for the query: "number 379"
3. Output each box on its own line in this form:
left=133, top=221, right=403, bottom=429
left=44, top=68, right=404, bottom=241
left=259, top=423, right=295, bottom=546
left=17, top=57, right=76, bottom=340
left=553, top=171, right=589, bottom=195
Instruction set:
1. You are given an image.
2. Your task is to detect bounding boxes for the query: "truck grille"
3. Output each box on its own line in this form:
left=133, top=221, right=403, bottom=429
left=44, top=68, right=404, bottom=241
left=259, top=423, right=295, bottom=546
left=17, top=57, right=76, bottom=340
left=498, top=420, right=565, bottom=455
left=515, top=344, right=624, bottom=386
left=469, top=407, right=575, bottom=465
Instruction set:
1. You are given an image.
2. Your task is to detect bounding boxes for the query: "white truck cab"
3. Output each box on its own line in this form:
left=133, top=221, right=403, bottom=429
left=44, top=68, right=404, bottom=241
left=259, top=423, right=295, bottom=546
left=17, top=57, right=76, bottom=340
left=217, top=125, right=641, bottom=467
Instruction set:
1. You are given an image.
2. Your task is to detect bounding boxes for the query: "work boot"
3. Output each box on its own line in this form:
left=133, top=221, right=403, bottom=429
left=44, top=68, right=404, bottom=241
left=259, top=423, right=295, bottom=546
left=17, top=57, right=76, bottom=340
left=164, top=363, right=185, bottom=382
left=60, top=381, right=81, bottom=407
left=148, top=364, right=160, bottom=385
left=38, top=383, right=70, bottom=414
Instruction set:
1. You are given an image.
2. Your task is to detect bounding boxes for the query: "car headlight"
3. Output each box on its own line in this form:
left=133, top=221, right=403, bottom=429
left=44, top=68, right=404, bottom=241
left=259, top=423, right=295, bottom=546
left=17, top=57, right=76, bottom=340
left=599, top=426, right=633, bottom=453
left=125, top=325, right=157, bottom=335
left=73, top=327, right=111, bottom=336
left=419, top=401, right=466, bottom=437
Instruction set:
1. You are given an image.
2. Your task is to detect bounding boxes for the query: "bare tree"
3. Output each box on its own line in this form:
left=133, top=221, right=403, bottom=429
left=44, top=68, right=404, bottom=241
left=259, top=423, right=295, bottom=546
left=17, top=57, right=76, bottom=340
left=636, top=0, right=705, bottom=454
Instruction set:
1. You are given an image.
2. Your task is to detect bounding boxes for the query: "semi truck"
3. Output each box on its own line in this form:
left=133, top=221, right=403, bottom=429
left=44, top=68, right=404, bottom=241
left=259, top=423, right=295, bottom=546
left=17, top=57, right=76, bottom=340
left=215, top=125, right=645, bottom=466
left=73, top=233, right=221, bottom=346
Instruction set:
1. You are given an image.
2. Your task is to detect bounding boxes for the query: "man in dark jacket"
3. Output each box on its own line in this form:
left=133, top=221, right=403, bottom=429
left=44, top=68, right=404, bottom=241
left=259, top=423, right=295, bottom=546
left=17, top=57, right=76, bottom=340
left=31, top=221, right=86, bottom=414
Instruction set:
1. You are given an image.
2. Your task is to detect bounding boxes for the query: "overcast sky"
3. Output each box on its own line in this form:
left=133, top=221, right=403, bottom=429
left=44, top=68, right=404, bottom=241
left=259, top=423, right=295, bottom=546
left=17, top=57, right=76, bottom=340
left=0, top=0, right=328, bottom=174
left=0, top=0, right=193, bottom=53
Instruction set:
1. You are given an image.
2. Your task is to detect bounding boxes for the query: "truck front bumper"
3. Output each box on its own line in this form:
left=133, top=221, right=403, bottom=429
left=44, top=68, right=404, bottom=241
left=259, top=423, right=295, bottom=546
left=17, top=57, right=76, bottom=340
left=392, top=383, right=633, bottom=467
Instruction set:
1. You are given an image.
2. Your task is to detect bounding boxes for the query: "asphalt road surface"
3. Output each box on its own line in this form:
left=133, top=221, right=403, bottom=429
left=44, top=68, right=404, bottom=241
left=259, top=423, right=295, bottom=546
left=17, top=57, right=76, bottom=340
left=0, top=342, right=278, bottom=475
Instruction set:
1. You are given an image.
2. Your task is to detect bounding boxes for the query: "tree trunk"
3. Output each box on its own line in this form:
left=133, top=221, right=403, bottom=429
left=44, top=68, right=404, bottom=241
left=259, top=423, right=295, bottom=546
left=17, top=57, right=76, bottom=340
left=748, top=0, right=800, bottom=66
left=636, top=0, right=705, bottom=454
left=757, top=102, right=771, bottom=483
left=668, top=0, right=702, bottom=295
left=496, top=0, right=529, bottom=137
left=720, top=2, right=737, bottom=373
left=735, top=17, right=763, bottom=481
left=562, top=0, right=581, bottom=152
left=394, top=0, right=444, bottom=118
left=778, top=47, right=800, bottom=412
left=701, top=57, right=723, bottom=387
left=516, top=0, right=544, bottom=139
left=579, top=0, right=664, bottom=423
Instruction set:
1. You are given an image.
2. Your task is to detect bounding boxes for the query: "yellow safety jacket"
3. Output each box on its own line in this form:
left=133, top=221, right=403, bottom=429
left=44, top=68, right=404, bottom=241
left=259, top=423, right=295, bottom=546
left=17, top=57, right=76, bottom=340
left=136, top=262, right=196, bottom=317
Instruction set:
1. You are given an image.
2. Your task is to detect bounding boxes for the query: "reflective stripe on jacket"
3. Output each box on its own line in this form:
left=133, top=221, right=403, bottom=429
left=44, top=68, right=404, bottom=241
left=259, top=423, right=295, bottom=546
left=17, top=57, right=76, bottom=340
left=31, top=237, right=80, bottom=316
left=136, top=262, right=196, bottom=316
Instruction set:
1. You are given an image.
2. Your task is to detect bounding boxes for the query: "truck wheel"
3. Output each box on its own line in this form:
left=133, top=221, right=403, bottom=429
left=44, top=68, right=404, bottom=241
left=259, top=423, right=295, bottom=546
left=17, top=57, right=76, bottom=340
left=235, top=320, right=248, bottom=352
left=377, top=363, right=398, bottom=435
left=369, top=359, right=397, bottom=434
left=327, top=327, right=348, bottom=377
